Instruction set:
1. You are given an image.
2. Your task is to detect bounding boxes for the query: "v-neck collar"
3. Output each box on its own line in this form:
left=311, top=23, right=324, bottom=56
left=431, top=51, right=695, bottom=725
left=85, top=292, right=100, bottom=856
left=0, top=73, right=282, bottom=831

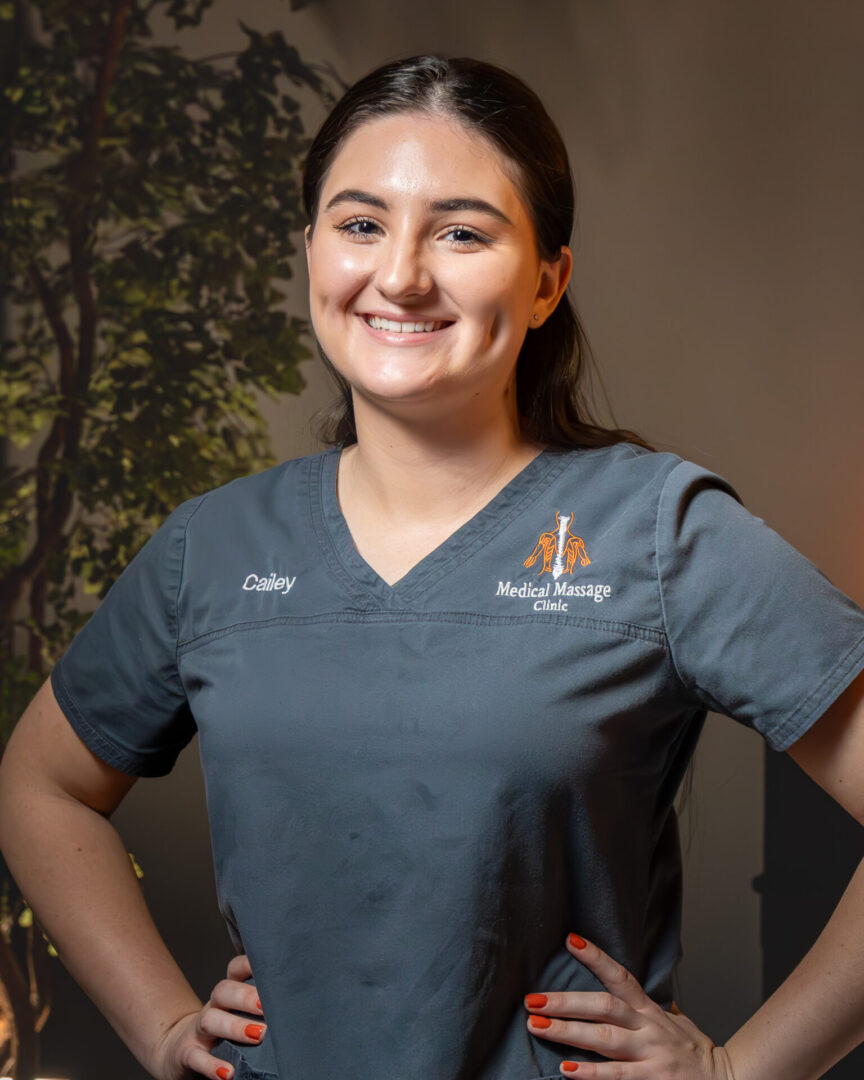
left=309, top=446, right=570, bottom=608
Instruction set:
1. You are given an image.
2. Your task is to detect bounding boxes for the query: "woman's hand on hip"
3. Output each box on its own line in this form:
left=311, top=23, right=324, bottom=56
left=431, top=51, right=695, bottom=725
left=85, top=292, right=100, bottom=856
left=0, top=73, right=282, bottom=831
left=524, top=934, right=736, bottom=1079
left=151, top=954, right=265, bottom=1080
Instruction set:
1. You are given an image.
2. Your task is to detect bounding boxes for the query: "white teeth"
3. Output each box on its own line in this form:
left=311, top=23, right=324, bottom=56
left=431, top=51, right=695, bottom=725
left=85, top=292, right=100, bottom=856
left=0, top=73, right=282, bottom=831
left=365, top=315, right=447, bottom=333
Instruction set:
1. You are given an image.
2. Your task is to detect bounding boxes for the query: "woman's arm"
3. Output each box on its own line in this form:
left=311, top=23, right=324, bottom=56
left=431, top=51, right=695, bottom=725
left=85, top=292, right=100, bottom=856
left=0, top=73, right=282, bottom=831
left=721, top=665, right=864, bottom=1080
left=522, top=667, right=864, bottom=1079
left=0, top=678, right=264, bottom=1080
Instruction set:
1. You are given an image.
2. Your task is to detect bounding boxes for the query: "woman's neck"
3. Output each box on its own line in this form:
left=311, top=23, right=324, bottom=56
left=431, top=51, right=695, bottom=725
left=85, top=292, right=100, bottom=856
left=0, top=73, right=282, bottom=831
left=341, top=396, right=542, bottom=528
left=333, top=395, right=545, bottom=585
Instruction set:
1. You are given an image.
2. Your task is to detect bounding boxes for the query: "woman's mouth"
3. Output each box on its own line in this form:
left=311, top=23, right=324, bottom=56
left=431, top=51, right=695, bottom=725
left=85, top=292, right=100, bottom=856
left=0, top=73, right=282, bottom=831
left=361, top=314, right=454, bottom=333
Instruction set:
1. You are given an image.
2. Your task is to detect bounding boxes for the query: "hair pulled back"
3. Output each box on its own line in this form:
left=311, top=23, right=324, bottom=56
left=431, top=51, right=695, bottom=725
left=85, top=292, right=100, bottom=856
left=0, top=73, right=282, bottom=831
left=303, top=54, right=649, bottom=451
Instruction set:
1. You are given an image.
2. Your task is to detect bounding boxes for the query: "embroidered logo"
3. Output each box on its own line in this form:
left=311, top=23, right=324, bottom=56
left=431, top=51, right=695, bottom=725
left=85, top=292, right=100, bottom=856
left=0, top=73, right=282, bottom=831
left=494, top=511, right=613, bottom=610
left=523, top=511, right=590, bottom=579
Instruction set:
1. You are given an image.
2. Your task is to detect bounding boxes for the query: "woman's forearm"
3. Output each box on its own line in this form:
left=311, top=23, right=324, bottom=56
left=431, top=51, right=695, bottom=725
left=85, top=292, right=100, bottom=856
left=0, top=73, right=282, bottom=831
left=1, top=793, right=200, bottom=1072
left=725, top=852, right=864, bottom=1080
left=0, top=685, right=203, bottom=1076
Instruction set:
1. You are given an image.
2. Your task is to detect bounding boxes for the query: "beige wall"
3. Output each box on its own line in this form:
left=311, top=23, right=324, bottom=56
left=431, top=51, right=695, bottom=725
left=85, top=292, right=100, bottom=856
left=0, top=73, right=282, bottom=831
left=106, top=0, right=864, bottom=1065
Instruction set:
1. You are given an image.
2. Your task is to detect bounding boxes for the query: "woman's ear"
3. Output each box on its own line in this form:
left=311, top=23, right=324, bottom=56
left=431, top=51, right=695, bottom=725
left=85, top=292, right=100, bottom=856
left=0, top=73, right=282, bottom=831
left=304, top=224, right=313, bottom=274
left=532, top=245, right=573, bottom=327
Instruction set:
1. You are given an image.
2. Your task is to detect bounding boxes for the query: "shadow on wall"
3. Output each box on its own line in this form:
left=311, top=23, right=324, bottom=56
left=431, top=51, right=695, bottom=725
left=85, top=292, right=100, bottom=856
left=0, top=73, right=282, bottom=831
left=315, top=0, right=662, bottom=169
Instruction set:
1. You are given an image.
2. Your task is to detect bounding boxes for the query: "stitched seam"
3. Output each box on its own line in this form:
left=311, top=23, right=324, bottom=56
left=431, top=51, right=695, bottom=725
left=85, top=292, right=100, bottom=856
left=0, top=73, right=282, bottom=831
left=174, top=493, right=210, bottom=667
left=653, top=461, right=701, bottom=699
left=51, top=666, right=178, bottom=774
left=310, top=451, right=376, bottom=608
left=178, top=609, right=668, bottom=654
left=768, top=631, right=864, bottom=749
left=52, top=666, right=134, bottom=767
left=399, top=451, right=572, bottom=602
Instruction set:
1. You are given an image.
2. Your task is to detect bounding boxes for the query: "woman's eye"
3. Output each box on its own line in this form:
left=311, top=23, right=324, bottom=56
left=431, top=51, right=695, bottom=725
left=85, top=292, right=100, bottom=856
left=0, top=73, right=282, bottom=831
left=442, top=226, right=488, bottom=247
left=332, top=219, right=488, bottom=247
left=334, top=217, right=380, bottom=239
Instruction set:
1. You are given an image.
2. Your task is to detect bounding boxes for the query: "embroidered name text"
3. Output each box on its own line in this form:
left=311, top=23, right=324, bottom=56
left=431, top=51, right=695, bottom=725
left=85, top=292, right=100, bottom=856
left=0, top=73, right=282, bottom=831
left=242, top=572, right=296, bottom=595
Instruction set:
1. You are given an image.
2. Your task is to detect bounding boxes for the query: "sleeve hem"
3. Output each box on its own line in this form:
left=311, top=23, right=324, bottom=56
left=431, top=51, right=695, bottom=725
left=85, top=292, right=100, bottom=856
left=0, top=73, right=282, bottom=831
left=50, top=665, right=182, bottom=778
left=764, top=631, right=864, bottom=752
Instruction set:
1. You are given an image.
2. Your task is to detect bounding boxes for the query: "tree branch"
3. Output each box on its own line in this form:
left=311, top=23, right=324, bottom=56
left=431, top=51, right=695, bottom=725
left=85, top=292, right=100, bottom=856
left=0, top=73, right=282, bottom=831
left=79, top=0, right=132, bottom=167
left=0, top=4, right=132, bottom=629
left=27, top=261, right=75, bottom=394
left=193, top=50, right=241, bottom=65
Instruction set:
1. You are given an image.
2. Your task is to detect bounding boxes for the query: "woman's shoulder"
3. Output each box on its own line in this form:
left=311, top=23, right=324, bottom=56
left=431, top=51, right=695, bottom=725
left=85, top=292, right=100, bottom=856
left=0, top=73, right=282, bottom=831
left=174, top=448, right=338, bottom=521
left=551, top=440, right=709, bottom=480
left=546, top=441, right=744, bottom=515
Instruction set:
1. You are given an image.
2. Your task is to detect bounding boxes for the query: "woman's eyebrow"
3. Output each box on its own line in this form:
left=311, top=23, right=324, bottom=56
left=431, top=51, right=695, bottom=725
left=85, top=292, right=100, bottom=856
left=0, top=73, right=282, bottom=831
left=323, top=189, right=513, bottom=226
left=432, top=197, right=513, bottom=226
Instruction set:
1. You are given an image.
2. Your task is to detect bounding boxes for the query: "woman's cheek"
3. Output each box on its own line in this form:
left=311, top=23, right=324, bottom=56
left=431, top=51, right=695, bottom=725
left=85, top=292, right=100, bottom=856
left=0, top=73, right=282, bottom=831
left=309, top=238, right=368, bottom=298
left=333, top=246, right=371, bottom=280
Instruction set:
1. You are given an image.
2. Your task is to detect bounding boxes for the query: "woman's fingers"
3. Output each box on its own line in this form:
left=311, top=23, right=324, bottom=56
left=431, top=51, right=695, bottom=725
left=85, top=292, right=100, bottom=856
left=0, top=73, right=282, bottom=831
left=209, top=975, right=263, bottom=1017
left=527, top=1013, right=635, bottom=1056
left=182, top=1043, right=237, bottom=1080
left=197, top=998, right=266, bottom=1046
left=524, top=936, right=667, bottom=1061
left=558, top=1062, right=639, bottom=1078
left=226, top=952, right=254, bottom=982
left=156, top=1008, right=253, bottom=1080
left=523, top=939, right=721, bottom=1079
left=524, top=990, right=642, bottom=1030
left=564, top=933, right=653, bottom=1011
left=167, top=954, right=264, bottom=1077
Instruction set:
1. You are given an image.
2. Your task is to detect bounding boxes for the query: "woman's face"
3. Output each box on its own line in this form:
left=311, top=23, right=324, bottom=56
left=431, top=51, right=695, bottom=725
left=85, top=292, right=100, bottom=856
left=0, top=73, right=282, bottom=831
left=305, top=110, right=570, bottom=426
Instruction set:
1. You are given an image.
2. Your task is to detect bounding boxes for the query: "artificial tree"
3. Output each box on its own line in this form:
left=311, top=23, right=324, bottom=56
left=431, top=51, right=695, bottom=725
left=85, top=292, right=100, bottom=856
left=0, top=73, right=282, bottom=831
left=0, top=1, right=335, bottom=1072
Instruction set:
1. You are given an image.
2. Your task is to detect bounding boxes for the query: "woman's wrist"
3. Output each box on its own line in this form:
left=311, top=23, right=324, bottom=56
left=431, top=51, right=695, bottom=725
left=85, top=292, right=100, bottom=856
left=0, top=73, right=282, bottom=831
left=143, top=1005, right=202, bottom=1080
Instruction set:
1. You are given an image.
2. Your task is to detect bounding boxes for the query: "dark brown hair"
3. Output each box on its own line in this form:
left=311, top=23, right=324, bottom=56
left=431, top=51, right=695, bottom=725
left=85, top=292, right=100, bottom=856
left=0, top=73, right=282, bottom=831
left=303, top=54, right=650, bottom=451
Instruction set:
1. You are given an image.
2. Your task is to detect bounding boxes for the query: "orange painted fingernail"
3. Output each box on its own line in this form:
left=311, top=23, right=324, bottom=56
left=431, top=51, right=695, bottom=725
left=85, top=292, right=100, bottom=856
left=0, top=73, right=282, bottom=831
left=568, top=933, right=587, bottom=949
left=216, top=1069, right=231, bottom=1080
left=256, top=998, right=262, bottom=1011
left=245, top=1022, right=265, bottom=1040
left=529, top=1015, right=552, bottom=1029
left=562, top=1063, right=580, bottom=1073
left=525, top=993, right=547, bottom=1008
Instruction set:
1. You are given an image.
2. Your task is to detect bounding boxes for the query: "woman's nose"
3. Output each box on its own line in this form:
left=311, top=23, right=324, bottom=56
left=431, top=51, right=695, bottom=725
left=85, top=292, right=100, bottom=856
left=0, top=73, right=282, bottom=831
left=375, top=237, right=433, bottom=300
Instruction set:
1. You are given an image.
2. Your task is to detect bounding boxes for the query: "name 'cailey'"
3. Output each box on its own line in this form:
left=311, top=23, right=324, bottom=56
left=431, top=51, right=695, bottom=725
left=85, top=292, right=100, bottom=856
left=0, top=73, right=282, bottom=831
left=242, top=573, right=296, bottom=595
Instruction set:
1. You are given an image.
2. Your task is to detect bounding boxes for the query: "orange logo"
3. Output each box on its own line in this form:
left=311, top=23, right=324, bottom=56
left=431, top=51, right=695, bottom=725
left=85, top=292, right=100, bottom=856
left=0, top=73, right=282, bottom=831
left=524, top=512, right=590, bottom=579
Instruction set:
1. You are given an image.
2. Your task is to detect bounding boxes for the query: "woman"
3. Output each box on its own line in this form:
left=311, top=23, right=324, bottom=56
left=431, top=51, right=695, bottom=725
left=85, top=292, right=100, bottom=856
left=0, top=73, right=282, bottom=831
left=2, top=55, right=864, bottom=1080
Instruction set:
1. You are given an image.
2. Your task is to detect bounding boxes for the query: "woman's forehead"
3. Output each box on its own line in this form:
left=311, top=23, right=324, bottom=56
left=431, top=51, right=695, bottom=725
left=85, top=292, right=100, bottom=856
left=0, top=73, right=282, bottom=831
left=320, top=111, right=526, bottom=215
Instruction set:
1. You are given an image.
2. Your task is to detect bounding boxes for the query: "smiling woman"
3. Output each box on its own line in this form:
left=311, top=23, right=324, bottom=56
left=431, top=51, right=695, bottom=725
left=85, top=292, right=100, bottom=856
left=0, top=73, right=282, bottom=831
left=305, top=109, right=567, bottom=479
left=2, top=54, right=864, bottom=1080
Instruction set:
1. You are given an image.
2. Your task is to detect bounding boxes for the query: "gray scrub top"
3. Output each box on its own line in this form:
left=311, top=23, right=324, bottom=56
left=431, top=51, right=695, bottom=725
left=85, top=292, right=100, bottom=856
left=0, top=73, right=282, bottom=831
left=52, top=443, right=864, bottom=1080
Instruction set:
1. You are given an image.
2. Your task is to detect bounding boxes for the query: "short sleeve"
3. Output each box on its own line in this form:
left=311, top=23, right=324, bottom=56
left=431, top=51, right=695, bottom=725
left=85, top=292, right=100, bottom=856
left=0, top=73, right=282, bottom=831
left=51, top=497, right=204, bottom=776
left=656, top=460, right=864, bottom=751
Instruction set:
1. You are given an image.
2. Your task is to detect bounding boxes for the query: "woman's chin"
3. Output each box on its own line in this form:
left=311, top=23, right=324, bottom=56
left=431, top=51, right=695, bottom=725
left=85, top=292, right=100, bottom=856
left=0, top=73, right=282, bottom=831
left=354, top=381, right=447, bottom=413
left=343, top=365, right=449, bottom=403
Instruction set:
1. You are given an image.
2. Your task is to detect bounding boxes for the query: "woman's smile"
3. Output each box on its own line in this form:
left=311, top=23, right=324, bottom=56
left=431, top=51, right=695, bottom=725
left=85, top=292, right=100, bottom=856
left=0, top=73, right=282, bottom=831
left=357, top=311, right=456, bottom=343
